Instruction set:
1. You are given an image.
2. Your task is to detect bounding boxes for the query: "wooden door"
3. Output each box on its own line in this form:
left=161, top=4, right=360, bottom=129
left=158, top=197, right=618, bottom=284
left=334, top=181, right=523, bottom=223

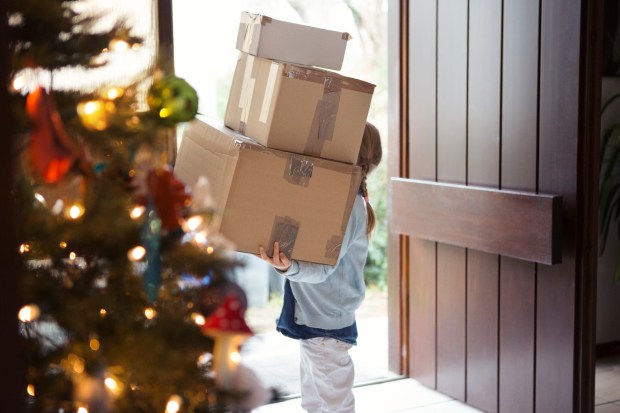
left=387, top=0, right=602, bottom=412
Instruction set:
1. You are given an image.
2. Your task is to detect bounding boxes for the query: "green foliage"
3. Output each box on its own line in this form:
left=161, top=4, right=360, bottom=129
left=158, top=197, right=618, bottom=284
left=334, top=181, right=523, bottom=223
left=9, top=1, right=250, bottom=412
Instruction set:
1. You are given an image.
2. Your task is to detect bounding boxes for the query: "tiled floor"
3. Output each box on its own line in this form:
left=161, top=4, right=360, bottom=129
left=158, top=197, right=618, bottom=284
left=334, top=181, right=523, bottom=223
left=596, top=352, right=620, bottom=413
left=245, top=320, right=620, bottom=413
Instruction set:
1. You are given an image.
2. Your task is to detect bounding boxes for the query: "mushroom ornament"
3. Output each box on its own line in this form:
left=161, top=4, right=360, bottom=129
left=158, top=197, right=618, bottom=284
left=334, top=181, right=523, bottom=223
left=201, top=293, right=253, bottom=389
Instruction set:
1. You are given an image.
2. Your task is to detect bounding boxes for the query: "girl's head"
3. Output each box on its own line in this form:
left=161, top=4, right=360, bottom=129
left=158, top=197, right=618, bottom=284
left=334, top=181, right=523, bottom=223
left=357, top=122, right=383, bottom=237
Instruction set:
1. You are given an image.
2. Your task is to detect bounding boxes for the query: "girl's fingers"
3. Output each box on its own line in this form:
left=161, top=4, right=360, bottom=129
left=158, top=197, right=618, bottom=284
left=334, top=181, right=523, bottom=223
left=273, top=241, right=280, bottom=262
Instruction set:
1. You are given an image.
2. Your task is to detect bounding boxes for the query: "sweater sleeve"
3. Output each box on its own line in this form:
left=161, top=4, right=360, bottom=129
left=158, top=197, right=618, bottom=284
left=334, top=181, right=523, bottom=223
left=277, top=197, right=364, bottom=284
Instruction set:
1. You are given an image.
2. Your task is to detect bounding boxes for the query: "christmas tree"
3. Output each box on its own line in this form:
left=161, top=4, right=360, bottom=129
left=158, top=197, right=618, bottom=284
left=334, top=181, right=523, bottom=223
left=6, top=1, right=269, bottom=412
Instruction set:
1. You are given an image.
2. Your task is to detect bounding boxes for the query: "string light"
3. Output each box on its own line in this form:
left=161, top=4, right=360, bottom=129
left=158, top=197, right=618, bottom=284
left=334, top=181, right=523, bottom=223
left=12, top=75, right=26, bottom=92
left=77, top=100, right=108, bottom=131
left=99, top=308, right=107, bottom=317
left=77, top=407, right=89, bottom=413
left=59, top=241, right=67, bottom=249
left=193, top=232, right=207, bottom=245
left=165, top=395, right=182, bottom=413
left=182, top=215, right=204, bottom=232
left=26, top=384, right=35, bottom=397
left=191, top=313, right=205, bottom=326
left=104, top=87, right=124, bottom=100
left=230, top=351, right=241, bottom=365
left=89, top=338, right=100, bottom=351
left=19, top=243, right=30, bottom=254
left=66, top=203, right=85, bottom=220
left=109, top=39, right=129, bottom=52
left=128, top=246, right=146, bottom=261
left=18, top=305, right=40, bottom=322
left=144, top=307, right=157, bottom=320
left=69, top=252, right=77, bottom=260
left=129, top=205, right=145, bottom=220
left=104, top=376, right=121, bottom=395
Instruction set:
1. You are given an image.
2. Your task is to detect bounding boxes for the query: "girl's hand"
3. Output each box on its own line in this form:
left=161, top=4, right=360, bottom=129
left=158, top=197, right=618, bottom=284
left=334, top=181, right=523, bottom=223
left=258, top=241, right=292, bottom=272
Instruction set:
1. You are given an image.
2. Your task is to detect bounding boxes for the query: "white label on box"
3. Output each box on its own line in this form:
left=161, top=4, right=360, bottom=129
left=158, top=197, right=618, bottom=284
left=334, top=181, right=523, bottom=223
left=259, top=63, right=280, bottom=123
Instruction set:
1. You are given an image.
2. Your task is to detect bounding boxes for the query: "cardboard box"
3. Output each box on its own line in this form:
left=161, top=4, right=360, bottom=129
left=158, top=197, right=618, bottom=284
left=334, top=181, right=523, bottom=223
left=174, top=117, right=362, bottom=266
left=225, top=53, right=375, bottom=165
left=236, top=11, right=351, bottom=70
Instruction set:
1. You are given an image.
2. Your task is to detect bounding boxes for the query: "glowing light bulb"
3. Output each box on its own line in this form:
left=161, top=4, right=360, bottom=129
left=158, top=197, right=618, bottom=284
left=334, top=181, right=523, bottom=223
left=110, top=39, right=129, bottom=52
left=69, top=252, right=77, bottom=260
left=67, top=203, right=85, bottom=220
left=183, top=215, right=204, bottom=232
left=193, top=232, right=207, bottom=245
left=144, top=307, right=157, bottom=320
left=77, top=100, right=107, bottom=131
left=165, top=395, right=182, bottom=413
left=77, top=407, right=89, bottom=413
left=99, top=308, right=107, bottom=317
left=105, top=87, right=123, bottom=100
left=59, top=241, right=67, bottom=249
left=18, top=305, right=40, bottom=322
left=191, top=313, right=205, bottom=326
left=206, top=246, right=214, bottom=255
left=104, top=377, right=119, bottom=392
left=27, top=384, right=35, bottom=396
left=90, top=338, right=100, bottom=351
left=19, top=243, right=30, bottom=254
left=12, top=75, right=26, bottom=92
left=230, top=351, right=241, bottom=365
left=128, top=246, right=146, bottom=261
left=159, top=108, right=171, bottom=119
left=129, top=206, right=145, bottom=219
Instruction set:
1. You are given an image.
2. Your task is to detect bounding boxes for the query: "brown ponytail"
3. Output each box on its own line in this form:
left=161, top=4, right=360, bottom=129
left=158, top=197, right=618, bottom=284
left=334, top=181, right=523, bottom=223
left=357, top=123, right=382, bottom=238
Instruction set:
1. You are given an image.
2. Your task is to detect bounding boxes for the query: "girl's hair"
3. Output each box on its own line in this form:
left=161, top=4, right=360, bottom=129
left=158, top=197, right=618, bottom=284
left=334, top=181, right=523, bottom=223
left=357, top=122, right=383, bottom=238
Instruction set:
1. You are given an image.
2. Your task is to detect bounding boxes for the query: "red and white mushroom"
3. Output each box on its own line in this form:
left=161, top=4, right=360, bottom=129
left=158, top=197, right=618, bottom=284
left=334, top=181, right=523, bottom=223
left=201, top=293, right=253, bottom=388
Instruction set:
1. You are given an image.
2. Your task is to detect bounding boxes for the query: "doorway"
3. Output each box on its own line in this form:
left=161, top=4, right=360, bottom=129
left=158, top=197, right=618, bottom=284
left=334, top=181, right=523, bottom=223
left=171, top=0, right=394, bottom=398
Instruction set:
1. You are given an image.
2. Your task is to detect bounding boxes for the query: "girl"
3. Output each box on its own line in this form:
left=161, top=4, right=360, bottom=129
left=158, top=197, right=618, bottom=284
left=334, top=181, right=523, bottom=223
left=258, top=122, right=383, bottom=413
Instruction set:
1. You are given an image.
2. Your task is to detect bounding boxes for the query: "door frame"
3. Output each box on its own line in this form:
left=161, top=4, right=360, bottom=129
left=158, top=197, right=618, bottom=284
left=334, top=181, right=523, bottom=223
left=386, top=0, right=602, bottom=411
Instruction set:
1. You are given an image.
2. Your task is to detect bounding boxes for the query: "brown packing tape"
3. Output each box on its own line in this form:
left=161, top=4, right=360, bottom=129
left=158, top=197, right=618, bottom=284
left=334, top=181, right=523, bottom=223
left=342, top=32, right=353, bottom=41
left=268, top=216, right=300, bottom=258
left=282, top=65, right=374, bottom=157
left=284, top=154, right=314, bottom=187
left=325, top=235, right=344, bottom=259
left=283, top=65, right=375, bottom=94
left=304, top=88, right=342, bottom=157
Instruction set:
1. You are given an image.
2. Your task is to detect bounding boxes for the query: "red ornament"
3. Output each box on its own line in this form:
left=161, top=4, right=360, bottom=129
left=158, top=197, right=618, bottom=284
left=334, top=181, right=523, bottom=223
left=26, top=87, right=80, bottom=183
left=145, top=166, right=190, bottom=231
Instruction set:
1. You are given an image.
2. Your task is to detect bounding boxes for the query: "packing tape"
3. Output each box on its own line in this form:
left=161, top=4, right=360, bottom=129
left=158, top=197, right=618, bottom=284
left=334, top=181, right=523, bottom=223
left=282, top=66, right=374, bottom=158
left=268, top=216, right=300, bottom=258
left=284, top=154, right=314, bottom=187
left=325, top=234, right=344, bottom=259
left=238, top=13, right=272, bottom=52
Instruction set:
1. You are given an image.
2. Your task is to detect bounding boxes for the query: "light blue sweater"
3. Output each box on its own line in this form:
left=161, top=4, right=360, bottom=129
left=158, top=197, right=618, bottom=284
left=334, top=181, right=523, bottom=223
left=279, top=195, right=369, bottom=330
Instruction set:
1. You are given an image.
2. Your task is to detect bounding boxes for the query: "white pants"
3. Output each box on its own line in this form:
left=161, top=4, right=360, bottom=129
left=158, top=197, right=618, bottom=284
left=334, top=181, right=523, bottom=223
left=299, top=337, right=355, bottom=413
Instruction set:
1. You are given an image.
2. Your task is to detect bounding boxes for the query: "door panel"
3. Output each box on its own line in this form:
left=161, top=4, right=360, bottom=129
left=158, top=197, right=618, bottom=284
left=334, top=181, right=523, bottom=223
left=499, top=0, right=539, bottom=411
left=435, top=0, right=468, bottom=401
left=408, top=0, right=438, bottom=388
left=466, top=1, right=501, bottom=410
left=391, top=0, right=600, bottom=410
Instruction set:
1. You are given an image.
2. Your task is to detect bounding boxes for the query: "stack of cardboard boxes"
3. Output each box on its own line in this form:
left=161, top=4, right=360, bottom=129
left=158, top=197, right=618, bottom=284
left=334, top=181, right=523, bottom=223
left=174, top=12, right=375, bottom=265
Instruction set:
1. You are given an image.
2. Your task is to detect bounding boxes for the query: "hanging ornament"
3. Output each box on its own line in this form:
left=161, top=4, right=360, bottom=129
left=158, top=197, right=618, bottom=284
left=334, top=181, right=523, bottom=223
left=144, top=166, right=190, bottom=232
left=141, top=202, right=162, bottom=302
left=201, top=294, right=253, bottom=389
left=147, top=75, right=198, bottom=126
left=25, top=87, right=80, bottom=183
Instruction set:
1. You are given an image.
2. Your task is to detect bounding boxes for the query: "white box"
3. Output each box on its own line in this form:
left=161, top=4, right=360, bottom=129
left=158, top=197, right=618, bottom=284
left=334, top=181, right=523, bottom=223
left=236, top=11, right=351, bottom=70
